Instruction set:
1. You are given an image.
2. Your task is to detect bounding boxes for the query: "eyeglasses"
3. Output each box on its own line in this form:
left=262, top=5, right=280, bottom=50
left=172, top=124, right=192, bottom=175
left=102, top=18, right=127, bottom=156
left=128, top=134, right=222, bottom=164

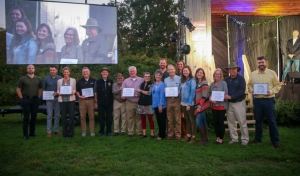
left=144, top=76, right=150, bottom=77
left=65, top=34, right=74, bottom=37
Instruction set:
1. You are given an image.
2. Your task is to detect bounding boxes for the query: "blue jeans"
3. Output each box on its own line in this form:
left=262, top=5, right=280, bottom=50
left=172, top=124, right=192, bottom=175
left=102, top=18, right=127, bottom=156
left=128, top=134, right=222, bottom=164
left=253, top=98, right=279, bottom=144
left=46, top=98, right=60, bottom=133
left=196, top=111, right=207, bottom=128
left=282, top=59, right=300, bottom=80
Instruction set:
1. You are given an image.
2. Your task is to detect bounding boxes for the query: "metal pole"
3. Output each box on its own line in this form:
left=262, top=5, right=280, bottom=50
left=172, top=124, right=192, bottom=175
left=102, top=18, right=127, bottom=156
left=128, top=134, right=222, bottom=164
left=276, top=18, right=280, bottom=80
left=226, top=14, right=230, bottom=64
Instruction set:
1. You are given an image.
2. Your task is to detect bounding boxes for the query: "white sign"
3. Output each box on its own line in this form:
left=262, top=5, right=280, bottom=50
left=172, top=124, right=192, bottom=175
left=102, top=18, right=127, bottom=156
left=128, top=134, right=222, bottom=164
left=122, top=88, right=134, bottom=97
left=43, top=91, right=54, bottom=100
left=82, top=88, right=93, bottom=97
left=211, top=91, right=225, bottom=101
left=165, top=87, right=178, bottom=97
left=60, top=86, right=72, bottom=95
left=254, top=84, right=268, bottom=95
left=60, top=58, right=78, bottom=64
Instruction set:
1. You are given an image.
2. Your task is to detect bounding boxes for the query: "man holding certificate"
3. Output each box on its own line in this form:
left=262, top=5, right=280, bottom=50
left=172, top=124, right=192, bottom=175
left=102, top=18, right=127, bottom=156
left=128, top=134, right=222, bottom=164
left=43, top=65, right=62, bottom=137
left=164, top=64, right=181, bottom=141
left=122, top=66, right=144, bottom=137
left=224, top=62, right=249, bottom=146
left=76, top=67, right=96, bottom=137
left=95, top=67, right=114, bottom=136
left=248, top=56, right=281, bottom=148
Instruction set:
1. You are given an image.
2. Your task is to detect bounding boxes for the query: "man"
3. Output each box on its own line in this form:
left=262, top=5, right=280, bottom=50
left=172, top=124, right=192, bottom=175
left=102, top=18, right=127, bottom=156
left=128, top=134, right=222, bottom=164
left=112, top=73, right=127, bottom=136
left=155, top=58, right=169, bottom=82
left=122, top=66, right=144, bottom=137
left=76, top=67, right=96, bottom=137
left=282, top=30, right=300, bottom=81
left=95, top=67, right=114, bottom=136
left=81, top=18, right=109, bottom=64
left=248, top=56, right=281, bottom=148
left=224, top=62, right=249, bottom=146
left=16, top=65, right=43, bottom=140
left=164, top=64, right=181, bottom=141
left=43, top=65, right=62, bottom=137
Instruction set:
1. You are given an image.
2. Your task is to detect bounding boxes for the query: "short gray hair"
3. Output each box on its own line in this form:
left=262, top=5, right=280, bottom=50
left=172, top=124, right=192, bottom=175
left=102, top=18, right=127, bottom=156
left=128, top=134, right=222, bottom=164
left=128, top=66, right=137, bottom=72
left=82, top=67, right=90, bottom=71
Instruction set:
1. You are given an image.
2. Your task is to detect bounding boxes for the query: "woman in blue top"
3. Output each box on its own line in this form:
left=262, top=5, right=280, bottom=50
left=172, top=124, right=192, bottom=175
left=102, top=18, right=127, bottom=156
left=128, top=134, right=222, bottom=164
left=180, top=65, right=197, bottom=144
left=9, top=18, right=38, bottom=64
left=152, top=69, right=167, bottom=141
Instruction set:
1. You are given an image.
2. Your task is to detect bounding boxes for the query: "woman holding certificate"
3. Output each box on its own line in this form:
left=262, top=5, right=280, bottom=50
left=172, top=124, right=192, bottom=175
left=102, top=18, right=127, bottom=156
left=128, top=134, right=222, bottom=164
left=194, top=68, right=210, bottom=145
left=209, top=68, right=228, bottom=144
left=137, top=72, right=155, bottom=139
left=57, top=67, right=76, bottom=138
left=180, top=66, right=197, bottom=144
left=151, top=70, right=167, bottom=141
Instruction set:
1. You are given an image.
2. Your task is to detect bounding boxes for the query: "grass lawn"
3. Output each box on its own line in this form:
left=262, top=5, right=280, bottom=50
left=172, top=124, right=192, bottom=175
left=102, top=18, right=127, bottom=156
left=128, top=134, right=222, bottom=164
left=0, top=112, right=300, bottom=176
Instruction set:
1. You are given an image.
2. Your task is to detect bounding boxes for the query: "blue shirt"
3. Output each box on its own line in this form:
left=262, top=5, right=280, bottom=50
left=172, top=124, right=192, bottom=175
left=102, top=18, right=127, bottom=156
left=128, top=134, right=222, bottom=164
left=43, top=75, right=62, bottom=92
left=151, top=82, right=166, bottom=109
left=164, top=75, right=181, bottom=90
left=224, top=74, right=246, bottom=101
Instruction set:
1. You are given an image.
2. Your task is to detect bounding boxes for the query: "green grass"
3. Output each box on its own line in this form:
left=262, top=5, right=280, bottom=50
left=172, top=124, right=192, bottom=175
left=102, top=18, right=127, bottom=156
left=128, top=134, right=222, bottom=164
left=0, top=112, right=300, bottom=176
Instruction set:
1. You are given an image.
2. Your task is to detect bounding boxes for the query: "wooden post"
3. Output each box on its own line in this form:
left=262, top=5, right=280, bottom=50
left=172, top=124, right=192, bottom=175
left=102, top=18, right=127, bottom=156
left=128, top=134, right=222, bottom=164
left=185, top=0, right=215, bottom=83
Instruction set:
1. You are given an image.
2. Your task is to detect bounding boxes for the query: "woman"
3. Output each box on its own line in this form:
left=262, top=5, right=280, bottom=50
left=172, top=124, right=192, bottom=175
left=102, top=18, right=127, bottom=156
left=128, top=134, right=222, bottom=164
left=36, top=23, right=56, bottom=64
left=60, top=27, right=83, bottom=63
left=176, top=60, right=186, bottom=138
left=180, top=66, right=197, bottom=144
left=209, top=68, right=228, bottom=144
left=7, top=7, right=27, bottom=34
left=152, top=70, right=167, bottom=141
left=9, top=18, right=38, bottom=64
left=194, top=68, right=210, bottom=145
left=137, top=72, right=155, bottom=139
left=57, top=67, right=76, bottom=138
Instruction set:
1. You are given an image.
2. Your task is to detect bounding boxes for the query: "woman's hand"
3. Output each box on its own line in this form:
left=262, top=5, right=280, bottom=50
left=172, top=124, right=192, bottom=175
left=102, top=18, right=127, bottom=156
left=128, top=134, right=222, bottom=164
left=158, top=106, right=162, bottom=113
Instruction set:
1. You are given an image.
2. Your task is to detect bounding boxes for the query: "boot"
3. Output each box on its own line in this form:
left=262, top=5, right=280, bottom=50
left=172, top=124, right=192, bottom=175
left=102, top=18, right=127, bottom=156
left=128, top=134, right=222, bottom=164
left=189, top=137, right=195, bottom=144
left=198, top=128, right=206, bottom=146
left=204, top=125, right=209, bottom=142
left=181, top=118, right=187, bottom=138
left=183, top=136, right=190, bottom=142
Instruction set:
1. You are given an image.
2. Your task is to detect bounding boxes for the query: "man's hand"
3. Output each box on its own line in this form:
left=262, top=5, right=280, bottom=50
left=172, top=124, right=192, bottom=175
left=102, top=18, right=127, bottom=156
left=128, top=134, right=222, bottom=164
left=224, top=95, right=231, bottom=100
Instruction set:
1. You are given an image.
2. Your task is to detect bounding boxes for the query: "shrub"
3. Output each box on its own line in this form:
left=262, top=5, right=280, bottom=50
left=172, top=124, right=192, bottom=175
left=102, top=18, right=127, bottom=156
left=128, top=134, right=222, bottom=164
left=275, top=99, right=300, bottom=127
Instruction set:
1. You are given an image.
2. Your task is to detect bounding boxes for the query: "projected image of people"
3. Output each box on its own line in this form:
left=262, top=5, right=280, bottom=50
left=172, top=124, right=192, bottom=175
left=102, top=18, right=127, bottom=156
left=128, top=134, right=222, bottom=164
left=60, top=27, right=83, bottom=64
left=36, top=23, right=56, bottom=64
left=8, top=18, right=38, bottom=64
left=7, top=6, right=27, bottom=34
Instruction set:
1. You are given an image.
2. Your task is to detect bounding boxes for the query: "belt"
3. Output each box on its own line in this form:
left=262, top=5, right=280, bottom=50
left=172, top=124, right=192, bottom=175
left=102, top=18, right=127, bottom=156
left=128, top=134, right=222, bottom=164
left=254, top=97, right=273, bottom=100
left=23, top=96, right=38, bottom=99
left=84, top=97, right=94, bottom=100
left=229, top=99, right=243, bottom=103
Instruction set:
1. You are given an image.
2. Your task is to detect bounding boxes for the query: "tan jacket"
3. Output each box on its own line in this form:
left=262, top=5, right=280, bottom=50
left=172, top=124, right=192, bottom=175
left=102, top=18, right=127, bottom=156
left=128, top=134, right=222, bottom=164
left=57, top=78, right=76, bottom=102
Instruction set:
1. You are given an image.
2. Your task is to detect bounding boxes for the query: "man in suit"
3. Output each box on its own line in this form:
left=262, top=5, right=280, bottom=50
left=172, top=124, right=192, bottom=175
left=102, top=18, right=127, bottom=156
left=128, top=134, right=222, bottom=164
left=282, top=30, right=300, bottom=81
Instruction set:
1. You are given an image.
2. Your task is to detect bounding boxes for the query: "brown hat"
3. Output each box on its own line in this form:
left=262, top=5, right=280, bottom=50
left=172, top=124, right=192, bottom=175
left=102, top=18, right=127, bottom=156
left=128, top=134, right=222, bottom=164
left=100, top=67, right=109, bottom=73
left=81, top=18, right=102, bottom=33
left=116, top=73, right=123, bottom=78
left=225, top=62, right=241, bottom=72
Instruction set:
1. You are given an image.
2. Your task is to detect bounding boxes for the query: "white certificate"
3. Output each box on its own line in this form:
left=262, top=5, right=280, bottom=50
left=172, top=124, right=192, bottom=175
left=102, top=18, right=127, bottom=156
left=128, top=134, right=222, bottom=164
left=60, top=86, right=72, bottom=95
left=43, top=91, right=54, bottom=100
left=165, top=87, right=178, bottom=97
left=254, top=84, right=268, bottom=95
left=60, top=58, right=78, bottom=64
left=122, top=88, right=134, bottom=97
left=211, top=91, right=225, bottom=101
left=82, top=88, right=93, bottom=97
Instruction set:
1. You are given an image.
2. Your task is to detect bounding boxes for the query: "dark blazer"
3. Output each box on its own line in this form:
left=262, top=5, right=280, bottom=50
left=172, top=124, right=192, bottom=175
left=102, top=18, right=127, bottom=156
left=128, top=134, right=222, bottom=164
left=95, top=78, right=114, bottom=106
left=286, top=38, right=300, bottom=60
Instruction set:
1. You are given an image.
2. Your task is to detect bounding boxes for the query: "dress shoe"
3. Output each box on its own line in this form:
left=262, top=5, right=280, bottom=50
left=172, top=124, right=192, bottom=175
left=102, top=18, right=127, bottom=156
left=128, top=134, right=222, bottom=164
left=107, top=133, right=112, bottom=136
left=55, top=132, right=62, bottom=135
left=166, top=136, right=173, bottom=141
left=98, top=133, right=104, bottom=137
left=128, top=134, right=133, bottom=137
left=140, top=135, right=147, bottom=139
left=215, top=141, right=223, bottom=145
left=29, top=134, right=36, bottom=137
left=175, top=137, right=181, bottom=141
left=47, top=133, right=52, bottom=138
left=24, top=136, right=29, bottom=140
left=113, top=133, right=119, bottom=136
left=251, top=140, right=261, bottom=144
left=150, top=135, right=155, bottom=139
left=273, top=143, right=280, bottom=148
left=189, top=138, right=196, bottom=144
left=121, top=132, right=126, bottom=135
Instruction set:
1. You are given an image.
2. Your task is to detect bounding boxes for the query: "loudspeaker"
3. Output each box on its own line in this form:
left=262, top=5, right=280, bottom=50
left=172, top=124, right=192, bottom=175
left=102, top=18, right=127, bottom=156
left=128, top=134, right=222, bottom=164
left=286, top=72, right=300, bottom=84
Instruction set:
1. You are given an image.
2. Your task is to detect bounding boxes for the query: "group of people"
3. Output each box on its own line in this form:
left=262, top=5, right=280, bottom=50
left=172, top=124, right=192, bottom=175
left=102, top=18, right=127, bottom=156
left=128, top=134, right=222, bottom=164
left=17, top=56, right=281, bottom=148
left=6, top=6, right=112, bottom=64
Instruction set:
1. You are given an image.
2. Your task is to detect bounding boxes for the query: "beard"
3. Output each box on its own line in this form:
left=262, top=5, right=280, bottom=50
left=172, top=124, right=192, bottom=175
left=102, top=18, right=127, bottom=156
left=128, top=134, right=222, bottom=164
left=160, top=65, right=166, bottom=69
left=258, top=65, right=266, bottom=71
left=28, top=71, right=34, bottom=75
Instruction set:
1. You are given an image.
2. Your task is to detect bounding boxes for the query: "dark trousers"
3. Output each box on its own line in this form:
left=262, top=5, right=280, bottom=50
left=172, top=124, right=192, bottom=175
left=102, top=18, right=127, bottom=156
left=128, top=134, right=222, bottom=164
left=22, top=97, right=40, bottom=136
left=155, top=107, right=167, bottom=139
left=253, top=98, right=279, bottom=144
left=98, top=105, right=113, bottom=134
left=212, top=110, right=226, bottom=139
left=60, top=101, right=75, bottom=137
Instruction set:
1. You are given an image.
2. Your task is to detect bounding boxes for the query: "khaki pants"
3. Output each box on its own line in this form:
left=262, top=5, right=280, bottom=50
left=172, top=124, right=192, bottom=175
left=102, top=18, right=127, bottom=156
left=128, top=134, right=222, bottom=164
left=167, top=98, right=181, bottom=138
left=79, top=99, right=95, bottom=132
left=226, top=100, right=249, bottom=143
left=126, top=101, right=142, bottom=135
left=113, top=100, right=127, bottom=133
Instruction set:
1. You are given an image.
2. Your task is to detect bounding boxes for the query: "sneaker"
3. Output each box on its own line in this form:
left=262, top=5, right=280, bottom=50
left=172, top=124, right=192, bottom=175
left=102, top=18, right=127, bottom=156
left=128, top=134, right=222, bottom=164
left=241, top=141, right=248, bottom=146
left=47, top=133, right=52, bottom=138
left=90, top=132, right=95, bottom=137
left=107, top=133, right=112, bottom=136
left=82, top=131, right=86, bottom=137
left=228, top=140, right=238, bottom=144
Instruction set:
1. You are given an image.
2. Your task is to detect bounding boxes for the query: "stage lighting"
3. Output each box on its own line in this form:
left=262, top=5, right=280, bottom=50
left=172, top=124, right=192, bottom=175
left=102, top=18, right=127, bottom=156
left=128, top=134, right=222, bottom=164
left=180, top=16, right=195, bottom=32
left=169, top=31, right=178, bottom=42
left=180, top=44, right=190, bottom=54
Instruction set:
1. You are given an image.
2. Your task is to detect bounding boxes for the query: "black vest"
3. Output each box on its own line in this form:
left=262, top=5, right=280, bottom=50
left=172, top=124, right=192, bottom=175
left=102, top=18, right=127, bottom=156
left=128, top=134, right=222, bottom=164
left=96, top=78, right=114, bottom=106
